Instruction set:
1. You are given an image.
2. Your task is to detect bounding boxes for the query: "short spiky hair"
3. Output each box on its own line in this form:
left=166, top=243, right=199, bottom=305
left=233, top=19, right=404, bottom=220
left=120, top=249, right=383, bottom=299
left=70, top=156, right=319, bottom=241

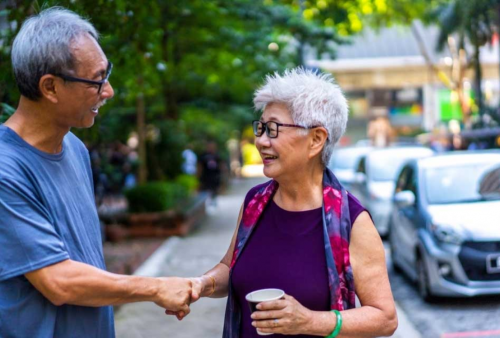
left=253, top=67, right=348, bottom=165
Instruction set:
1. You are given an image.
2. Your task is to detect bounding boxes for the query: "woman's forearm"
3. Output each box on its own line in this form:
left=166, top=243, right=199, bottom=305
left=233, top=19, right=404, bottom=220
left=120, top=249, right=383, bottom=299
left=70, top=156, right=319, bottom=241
left=306, top=306, right=397, bottom=337
left=200, top=262, right=230, bottom=298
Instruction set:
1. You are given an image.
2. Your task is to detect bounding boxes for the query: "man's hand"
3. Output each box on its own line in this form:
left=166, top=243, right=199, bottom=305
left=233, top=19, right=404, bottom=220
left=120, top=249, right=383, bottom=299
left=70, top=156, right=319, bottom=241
left=164, top=276, right=208, bottom=321
left=155, top=277, right=192, bottom=318
left=189, top=277, right=205, bottom=303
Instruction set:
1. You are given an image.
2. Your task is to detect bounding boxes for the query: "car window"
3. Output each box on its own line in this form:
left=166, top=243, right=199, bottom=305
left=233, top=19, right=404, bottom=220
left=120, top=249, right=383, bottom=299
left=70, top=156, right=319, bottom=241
left=395, top=166, right=411, bottom=193
left=367, top=148, right=432, bottom=181
left=425, top=162, right=500, bottom=204
left=357, top=157, right=366, bottom=174
left=405, top=168, right=417, bottom=201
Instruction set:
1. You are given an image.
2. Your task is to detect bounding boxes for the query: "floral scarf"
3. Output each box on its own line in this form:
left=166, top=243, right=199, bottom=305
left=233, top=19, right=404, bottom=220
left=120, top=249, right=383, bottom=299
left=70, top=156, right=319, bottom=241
left=222, top=168, right=355, bottom=337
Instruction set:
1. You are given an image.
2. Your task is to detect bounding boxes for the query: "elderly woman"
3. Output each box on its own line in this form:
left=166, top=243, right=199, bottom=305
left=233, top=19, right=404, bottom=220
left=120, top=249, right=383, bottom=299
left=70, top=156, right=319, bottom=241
left=180, top=68, right=397, bottom=337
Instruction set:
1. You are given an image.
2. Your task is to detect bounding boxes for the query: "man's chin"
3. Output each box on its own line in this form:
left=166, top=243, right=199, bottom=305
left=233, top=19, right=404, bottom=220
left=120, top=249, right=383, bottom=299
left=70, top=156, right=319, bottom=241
left=75, top=116, right=96, bottom=129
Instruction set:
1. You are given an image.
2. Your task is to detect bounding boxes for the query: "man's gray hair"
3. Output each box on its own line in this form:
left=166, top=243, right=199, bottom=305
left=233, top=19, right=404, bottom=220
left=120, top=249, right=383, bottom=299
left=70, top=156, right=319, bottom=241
left=253, top=67, right=348, bottom=166
left=11, top=7, right=98, bottom=101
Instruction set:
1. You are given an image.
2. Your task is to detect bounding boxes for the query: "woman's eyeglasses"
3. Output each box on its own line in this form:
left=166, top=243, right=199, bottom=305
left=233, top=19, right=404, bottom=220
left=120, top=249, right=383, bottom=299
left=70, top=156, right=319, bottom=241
left=252, top=120, right=321, bottom=139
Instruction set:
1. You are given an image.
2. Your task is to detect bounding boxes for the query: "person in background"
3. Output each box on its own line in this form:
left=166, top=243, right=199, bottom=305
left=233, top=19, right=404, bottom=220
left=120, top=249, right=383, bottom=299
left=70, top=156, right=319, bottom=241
left=182, top=144, right=198, bottom=176
left=367, top=115, right=394, bottom=148
left=199, top=141, right=223, bottom=205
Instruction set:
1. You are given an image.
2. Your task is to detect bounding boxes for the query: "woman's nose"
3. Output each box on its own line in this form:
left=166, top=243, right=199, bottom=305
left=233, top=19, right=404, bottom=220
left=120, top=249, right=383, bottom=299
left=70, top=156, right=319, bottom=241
left=255, top=130, right=271, bottom=148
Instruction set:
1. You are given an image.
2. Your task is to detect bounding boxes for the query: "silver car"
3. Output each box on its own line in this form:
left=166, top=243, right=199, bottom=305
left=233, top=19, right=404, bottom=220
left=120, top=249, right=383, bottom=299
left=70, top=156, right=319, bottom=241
left=353, top=146, right=434, bottom=236
left=390, top=151, right=500, bottom=301
left=328, top=146, right=372, bottom=190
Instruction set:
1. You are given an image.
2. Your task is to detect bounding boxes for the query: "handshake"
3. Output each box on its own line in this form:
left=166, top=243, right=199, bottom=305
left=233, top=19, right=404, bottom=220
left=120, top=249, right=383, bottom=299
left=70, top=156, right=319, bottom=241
left=153, top=276, right=213, bottom=321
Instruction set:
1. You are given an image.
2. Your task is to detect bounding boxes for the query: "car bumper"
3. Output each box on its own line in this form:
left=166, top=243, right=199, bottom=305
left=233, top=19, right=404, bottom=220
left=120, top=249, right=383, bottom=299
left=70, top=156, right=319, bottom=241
left=420, top=231, right=500, bottom=297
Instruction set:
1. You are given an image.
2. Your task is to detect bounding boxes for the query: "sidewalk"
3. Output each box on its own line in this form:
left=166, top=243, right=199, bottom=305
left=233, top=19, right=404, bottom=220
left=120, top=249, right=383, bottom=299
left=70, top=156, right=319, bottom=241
left=114, top=178, right=420, bottom=338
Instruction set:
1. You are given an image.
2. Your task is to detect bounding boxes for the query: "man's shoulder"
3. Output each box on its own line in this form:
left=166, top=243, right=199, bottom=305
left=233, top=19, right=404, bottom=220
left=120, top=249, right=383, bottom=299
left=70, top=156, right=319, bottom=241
left=0, top=131, right=28, bottom=177
left=64, top=132, right=90, bottom=159
left=65, top=131, right=86, bottom=149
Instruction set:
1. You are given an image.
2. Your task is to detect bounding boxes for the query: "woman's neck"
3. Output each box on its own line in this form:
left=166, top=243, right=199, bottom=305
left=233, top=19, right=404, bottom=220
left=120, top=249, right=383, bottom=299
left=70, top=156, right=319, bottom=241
left=274, top=164, right=324, bottom=211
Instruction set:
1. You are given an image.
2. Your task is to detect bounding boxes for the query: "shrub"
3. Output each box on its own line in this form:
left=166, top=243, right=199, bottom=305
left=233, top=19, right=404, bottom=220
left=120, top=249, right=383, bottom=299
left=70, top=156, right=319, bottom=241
left=175, top=175, right=199, bottom=195
left=125, top=181, right=189, bottom=213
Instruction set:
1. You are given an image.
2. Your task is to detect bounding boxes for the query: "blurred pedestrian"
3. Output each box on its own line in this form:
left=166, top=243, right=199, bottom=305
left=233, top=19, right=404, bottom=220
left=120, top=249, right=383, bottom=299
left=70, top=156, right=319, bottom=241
left=182, top=144, right=198, bottom=176
left=199, top=141, right=223, bottom=205
left=367, top=115, right=394, bottom=148
left=0, top=8, right=192, bottom=337
left=178, top=68, right=398, bottom=337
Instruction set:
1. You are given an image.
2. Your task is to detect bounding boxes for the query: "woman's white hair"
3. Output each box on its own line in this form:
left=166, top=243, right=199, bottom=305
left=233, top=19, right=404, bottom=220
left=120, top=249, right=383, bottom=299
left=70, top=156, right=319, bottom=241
left=253, top=67, right=348, bottom=165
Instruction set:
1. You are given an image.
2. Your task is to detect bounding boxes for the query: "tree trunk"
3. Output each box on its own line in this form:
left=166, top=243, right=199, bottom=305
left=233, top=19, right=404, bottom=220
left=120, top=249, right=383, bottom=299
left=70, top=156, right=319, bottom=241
left=137, top=76, right=148, bottom=184
left=160, top=5, right=180, bottom=120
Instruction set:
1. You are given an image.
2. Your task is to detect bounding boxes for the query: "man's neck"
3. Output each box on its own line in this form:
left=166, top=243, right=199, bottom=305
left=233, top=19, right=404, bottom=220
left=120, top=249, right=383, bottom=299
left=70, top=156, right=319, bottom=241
left=4, top=98, right=69, bottom=154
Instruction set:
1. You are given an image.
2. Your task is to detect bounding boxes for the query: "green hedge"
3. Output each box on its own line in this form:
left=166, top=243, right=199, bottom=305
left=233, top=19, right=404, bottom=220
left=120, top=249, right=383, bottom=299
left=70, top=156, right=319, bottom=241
left=175, top=175, right=199, bottom=195
left=125, top=181, right=189, bottom=213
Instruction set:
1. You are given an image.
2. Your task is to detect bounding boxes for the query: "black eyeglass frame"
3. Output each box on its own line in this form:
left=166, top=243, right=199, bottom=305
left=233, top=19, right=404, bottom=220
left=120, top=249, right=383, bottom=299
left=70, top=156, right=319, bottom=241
left=53, top=62, right=113, bottom=94
left=252, top=120, right=322, bottom=139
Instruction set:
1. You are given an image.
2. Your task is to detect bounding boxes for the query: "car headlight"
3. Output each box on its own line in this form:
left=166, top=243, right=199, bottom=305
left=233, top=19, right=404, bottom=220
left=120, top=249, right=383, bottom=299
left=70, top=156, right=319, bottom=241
left=430, top=223, right=463, bottom=245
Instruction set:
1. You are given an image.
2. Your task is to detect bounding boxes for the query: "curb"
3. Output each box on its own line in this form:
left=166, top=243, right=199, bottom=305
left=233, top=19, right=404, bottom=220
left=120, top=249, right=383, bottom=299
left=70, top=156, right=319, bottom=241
left=133, top=237, right=180, bottom=277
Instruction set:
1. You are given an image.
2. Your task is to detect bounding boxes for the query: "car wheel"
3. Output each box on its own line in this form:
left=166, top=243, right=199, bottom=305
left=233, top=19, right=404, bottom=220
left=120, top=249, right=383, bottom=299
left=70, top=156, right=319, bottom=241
left=417, top=255, right=435, bottom=302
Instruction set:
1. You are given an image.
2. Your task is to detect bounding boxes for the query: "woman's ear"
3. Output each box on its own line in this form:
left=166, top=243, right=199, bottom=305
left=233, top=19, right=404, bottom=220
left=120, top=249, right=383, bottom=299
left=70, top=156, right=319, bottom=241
left=309, top=127, right=328, bottom=159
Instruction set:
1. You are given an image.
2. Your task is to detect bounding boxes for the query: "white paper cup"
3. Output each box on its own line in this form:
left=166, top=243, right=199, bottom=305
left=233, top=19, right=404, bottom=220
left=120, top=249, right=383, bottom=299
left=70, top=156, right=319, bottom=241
left=245, top=289, right=285, bottom=336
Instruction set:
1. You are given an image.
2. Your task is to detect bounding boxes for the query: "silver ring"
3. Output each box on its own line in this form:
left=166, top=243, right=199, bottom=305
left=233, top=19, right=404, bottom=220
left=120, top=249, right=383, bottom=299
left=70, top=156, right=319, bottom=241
left=274, top=319, right=279, bottom=325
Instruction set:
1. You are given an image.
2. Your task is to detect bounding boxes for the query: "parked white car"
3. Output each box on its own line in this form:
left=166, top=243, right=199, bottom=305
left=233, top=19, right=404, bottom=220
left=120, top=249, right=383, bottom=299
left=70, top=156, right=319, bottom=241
left=328, top=146, right=373, bottom=190
left=352, top=146, right=434, bottom=236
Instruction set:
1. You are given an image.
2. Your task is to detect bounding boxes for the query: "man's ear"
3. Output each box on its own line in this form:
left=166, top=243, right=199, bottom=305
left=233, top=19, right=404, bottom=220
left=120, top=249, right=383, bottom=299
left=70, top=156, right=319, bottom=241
left=309, top=127, right=329, bottom=159
left=39, top=75, right=60, bottom=104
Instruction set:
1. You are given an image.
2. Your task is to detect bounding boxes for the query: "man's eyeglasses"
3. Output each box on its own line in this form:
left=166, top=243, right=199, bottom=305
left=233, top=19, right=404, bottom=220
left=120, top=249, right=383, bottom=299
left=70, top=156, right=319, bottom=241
left=53, top=62, right=113, bottom=94
left=252, top=120, right=321, bottom=139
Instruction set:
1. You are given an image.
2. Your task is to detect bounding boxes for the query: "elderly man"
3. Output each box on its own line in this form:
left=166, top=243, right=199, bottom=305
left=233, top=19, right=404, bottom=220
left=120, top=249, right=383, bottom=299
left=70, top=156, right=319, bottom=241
left=0, top=8, right=194, bottom=337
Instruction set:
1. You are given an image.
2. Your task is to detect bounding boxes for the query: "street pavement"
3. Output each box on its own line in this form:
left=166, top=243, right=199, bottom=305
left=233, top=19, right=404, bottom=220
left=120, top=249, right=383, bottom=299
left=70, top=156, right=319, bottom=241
left=115, top=178, right=420, bottom=338
left=388, top=262, right=500, bottom=337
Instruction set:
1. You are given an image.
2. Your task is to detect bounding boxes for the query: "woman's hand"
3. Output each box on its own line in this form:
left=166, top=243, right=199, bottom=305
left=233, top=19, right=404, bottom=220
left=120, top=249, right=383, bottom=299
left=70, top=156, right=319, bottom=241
left=251, top=294, right=314, bottom=335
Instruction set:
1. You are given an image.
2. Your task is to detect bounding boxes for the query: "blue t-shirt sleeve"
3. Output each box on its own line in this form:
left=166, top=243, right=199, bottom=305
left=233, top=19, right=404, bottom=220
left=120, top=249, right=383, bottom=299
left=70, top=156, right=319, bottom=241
left=0, top=176, right=69, bottom=281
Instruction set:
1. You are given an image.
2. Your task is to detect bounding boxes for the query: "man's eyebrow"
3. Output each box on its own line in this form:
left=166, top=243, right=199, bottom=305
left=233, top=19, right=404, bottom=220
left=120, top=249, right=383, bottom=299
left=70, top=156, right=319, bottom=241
left=91, top=69, right=105, bottom=80
left=91, top=62, right=109, bottom=79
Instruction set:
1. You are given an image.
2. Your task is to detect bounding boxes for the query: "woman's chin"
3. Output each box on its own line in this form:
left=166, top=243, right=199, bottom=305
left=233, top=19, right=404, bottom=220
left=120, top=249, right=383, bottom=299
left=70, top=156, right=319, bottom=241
left=263, top=165, right=279, bottom=179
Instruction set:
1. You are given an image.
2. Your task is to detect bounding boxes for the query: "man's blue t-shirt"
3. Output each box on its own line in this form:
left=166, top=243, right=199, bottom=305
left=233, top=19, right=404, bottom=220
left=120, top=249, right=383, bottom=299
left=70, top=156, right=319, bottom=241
left=0, top=125, right=114, bottom=337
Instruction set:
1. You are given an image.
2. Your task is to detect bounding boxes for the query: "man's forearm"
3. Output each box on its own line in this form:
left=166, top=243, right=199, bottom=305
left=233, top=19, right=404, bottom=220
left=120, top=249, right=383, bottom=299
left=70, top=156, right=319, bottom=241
left=26, top=259, right=163, bottom=307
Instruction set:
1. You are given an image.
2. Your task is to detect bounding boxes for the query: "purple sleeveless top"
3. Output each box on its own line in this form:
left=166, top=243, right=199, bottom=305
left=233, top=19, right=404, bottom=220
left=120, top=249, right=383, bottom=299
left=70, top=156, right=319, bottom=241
left=231, top=188, right=366, bottom=338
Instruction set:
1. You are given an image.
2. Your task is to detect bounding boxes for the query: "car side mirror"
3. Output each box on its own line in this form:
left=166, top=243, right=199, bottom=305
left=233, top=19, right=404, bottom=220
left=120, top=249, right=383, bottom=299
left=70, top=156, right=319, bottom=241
left=355, top=172, right=366, bottom=184
left=394, top=191, right=415, bottom=208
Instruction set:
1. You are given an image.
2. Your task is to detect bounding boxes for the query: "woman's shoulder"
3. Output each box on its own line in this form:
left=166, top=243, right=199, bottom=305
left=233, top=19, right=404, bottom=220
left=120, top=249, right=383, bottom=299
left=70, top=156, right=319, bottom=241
left=346, top=191, right=371, bottom=225
left=243, top=180, right=273, bottom=207
left=346, top=191, right=363, bottom=207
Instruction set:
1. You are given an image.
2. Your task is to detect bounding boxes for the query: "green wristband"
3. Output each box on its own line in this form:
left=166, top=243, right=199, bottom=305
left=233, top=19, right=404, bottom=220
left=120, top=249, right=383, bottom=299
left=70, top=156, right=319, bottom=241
left=326, top=310, right=342, bottom=338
